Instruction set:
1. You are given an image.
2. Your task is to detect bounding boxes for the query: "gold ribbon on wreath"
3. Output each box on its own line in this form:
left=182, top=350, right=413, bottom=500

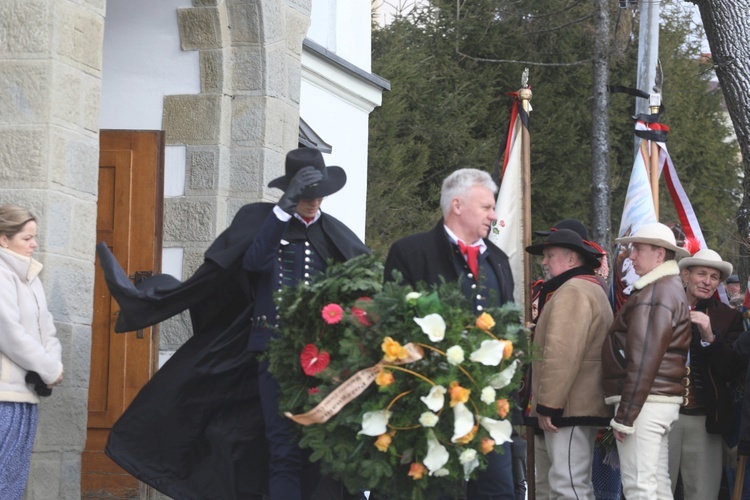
left=285, top=342, right=425, bottom=426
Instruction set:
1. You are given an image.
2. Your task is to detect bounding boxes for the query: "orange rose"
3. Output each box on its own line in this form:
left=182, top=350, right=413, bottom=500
left=408, top=463, right=427, bottom=480
left=503, top=341, right=513, bottom=360
left=454, top=424, right=479, bottom=444
left=480, top=437, right=496, bottom=455
left=376, top=369, right=395, bottom=387
left=496, top=398, right=510, bottom=419
left=475, top=312, right=496, bottom=332
left=374, top=432, right=393, bottom=452
left=449, top=381, right=471, bottom=407
left=381, top=336, right=408, bottom=362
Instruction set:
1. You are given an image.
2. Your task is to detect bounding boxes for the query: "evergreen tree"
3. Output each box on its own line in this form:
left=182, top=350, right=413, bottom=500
left=367, top=0, right=740, bottom=260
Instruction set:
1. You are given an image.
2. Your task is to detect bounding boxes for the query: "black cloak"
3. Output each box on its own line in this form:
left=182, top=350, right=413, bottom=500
left=97, top=203, right=369, bottom=500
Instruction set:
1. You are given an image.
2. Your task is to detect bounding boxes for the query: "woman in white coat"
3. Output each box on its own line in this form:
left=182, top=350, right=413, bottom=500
left=0, top=204, right=63, bottom=499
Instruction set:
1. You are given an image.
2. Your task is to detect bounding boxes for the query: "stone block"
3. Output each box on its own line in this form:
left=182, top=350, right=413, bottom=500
left=178, top=7, right=222, bottom=51
left=230, top=46, right=264, bottom=92
left=228, top=148, right=264, bottom=196
left=187, top=146, right=221, bottom=191
left=59, top=452, right=83, bottom=499
left=0, top=61, right=50, bottom=125
left=264, top=43, right=289, bottom=99
left=285, top=0, right=312, bottom=16
left=163, top=94, right=224, bottom=145
left=0, top=128, right=46, bottom=185
left=49, top=130, right=99, bottom=195
left=27, top=452, right=62, bottom=499
left=284, top=6, right=310, bottom=56
left=287, top=55, right=302, bottom=104
left=231, top=96, right=298, bottom=150
left=35, top=387, right=88, bottom=447
left=160, top=312, right=193, bottom=350
left=200, top=49, right=225, bottom=94
left=50, top=63, right=84, bottom=127
left=43, top=255, right=95, bottom=325
left=65, top=324, right=93, bottom=389
left=226, top=0, right=261, bottom=44
left=83, top=77, right=101, bottom=133
left=0, top=0, right=49, bottom=55
left=163, top=198, right=217, bottom=243
left=56, top=2, right=104, bottom=72
left=70, top=201, right=98, bottom=256
left=193, top=0, right=220, bottom=6
left=230, top=95, right=265, bottom=147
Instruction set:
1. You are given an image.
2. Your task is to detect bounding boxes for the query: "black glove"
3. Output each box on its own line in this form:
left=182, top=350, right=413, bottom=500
left=25, top=371, right=52, bottom=397
left=277, top=166, right=324, bottom=215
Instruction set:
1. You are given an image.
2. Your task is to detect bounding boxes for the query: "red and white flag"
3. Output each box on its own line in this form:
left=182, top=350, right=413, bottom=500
left=489, top=100, right=527, bottom=307
left=613, top=120, right=708, bottom=310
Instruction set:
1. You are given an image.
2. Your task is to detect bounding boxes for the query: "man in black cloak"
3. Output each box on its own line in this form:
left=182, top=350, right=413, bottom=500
left=96, top=148, right=369, bottom=500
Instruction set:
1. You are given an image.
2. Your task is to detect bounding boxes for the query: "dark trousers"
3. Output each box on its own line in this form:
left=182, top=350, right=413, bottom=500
left=258, top=360, right=321, bottom=500
left=466, top=442, right=516, bottom=500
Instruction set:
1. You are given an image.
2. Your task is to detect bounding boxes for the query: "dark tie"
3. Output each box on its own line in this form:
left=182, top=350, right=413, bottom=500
left=457, top=240, right=479, bottom=277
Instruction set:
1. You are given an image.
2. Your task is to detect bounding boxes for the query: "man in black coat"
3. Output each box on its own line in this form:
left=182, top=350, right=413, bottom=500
left=97, top=148, right=369, bottom=500
left=668, top=249, right=745, bottom=499
left=384, top=168, right=515, bottom=500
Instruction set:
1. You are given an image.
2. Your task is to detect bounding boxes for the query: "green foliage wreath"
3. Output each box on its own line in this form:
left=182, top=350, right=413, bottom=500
left=267, top=254, right=529, bottom=500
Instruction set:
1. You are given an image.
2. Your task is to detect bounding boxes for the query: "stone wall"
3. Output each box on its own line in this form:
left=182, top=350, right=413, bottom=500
left=0, top=0, right=105, bottom=498
left=159, top=0, right=311, bottom=349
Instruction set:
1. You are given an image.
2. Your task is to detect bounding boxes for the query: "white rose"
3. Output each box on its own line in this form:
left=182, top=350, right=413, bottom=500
left=459, top=448, right=477, bottom=464
left=446, top=345, right=465, bottom=365
left=480, top=386, right=496, bottom=405
left=419, top=411, right=439, bottom=428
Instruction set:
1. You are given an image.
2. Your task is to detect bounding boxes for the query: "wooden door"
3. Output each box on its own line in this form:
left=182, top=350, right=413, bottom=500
left=81, top=130, right=165, bottom=499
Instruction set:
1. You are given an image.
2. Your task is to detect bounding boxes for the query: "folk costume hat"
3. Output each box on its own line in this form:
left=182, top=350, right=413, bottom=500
left=268, top=147, right=347, bottom=198
left=615, top=222, right=690, bottom=257
left=678, top=249, right=733, bottom=281
left=534, top=218, right=588, bottom=239
left=533, top=219, right=604, bottom=261
left=525, top=228, right=602, bottom=269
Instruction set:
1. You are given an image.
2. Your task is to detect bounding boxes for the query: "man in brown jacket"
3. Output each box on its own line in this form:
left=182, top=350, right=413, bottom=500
left=602, top=222, right=692, bottom=499
left=526, top=228, right=613, bottom=499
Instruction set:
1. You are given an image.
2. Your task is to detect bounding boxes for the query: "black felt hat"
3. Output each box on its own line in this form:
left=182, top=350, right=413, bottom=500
left=525, top=229, right=602, bottom=269
left=268, top=148, right=347, bottom=198
left=534, top=218, right=588, bottom=239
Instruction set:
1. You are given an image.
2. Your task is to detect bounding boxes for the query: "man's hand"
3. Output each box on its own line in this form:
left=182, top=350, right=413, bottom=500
left=277, top=166, right=324, bottom=215
left=613, top=429, right=627, bottom=442
left=538, top=415, right=558, bottom=433
left=690, top=311, right=714, bottom=343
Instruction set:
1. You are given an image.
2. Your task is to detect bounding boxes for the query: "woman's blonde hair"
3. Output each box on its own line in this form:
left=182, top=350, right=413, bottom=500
left=0, top=204, right=37, bottom=239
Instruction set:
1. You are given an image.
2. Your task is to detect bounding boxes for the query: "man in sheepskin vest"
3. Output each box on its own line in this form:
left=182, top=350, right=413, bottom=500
left=525, top=227, right=613, bottom=499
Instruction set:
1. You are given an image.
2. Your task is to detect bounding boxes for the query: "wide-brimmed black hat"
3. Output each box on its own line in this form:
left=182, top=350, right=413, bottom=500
left=534, top=218, right=588, bottom=239
left=525, top=228, right=602, bottom=269
left=268, top=147, right=347, bottom=198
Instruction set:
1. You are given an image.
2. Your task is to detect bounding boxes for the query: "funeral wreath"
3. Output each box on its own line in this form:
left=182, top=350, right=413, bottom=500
left=267, top=254, right=529, bottom=499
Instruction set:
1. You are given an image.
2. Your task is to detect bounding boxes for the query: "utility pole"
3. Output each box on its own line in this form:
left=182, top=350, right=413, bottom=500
left=634, top=0, right=661, bottom=156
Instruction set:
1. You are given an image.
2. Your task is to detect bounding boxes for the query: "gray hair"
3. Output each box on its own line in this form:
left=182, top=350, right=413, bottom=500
left=0, top=204, right=36, bottom=239
left=439, top=169, right=498, bottom=216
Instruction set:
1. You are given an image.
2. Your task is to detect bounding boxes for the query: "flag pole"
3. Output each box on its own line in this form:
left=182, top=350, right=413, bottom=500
left=648, top=63, right=662, bottom=218
left=518, top=68, right=535, bottom=500
left=519, top=69, right=533, bottom=325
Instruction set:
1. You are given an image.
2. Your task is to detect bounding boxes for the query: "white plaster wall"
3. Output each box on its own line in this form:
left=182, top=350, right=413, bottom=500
left=300, top=84, right=369, bottom=241
left=309, top=0, right=371, bottom=71
left=100, top=0, right=199, bottom=130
